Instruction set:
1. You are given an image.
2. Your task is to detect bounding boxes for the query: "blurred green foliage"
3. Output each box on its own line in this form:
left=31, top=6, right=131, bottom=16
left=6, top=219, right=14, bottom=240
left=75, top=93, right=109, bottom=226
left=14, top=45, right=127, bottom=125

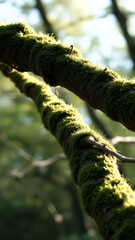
left=0, top=0, right=135, bottom=239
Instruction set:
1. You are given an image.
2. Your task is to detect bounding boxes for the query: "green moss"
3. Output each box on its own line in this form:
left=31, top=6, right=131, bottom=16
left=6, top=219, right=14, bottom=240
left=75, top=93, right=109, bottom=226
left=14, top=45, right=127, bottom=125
left=109, top=206, right=135, bottom=240
left=1, top=22, right=135, bottom=131
left=0, top=22, right=81, bottom=86
left=1, top=53, right=135, bottom=238
left=78, top=160, right=109, bottom=185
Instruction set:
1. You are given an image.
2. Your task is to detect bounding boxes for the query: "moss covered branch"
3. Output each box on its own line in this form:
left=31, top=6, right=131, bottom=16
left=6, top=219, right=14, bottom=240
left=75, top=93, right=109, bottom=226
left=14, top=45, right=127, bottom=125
left=1, top=63, right=135, bottom=240
left=0, top=23, right=135, bottom=132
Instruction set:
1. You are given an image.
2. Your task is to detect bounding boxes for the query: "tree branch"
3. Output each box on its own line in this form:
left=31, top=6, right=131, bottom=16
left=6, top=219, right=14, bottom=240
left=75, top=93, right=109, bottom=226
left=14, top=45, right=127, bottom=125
left=18, top=181, right=65, bottom=235
left=35, top=0, right=57, bottom=37
left=0, top=129, right=65, bottom=178
left=85, top=104, right=113, bottom=139
left=111, top=136, right=135, bottom=145
left=80, top=136, right=135, bottom=163
left=10, top=153, right=66, bottom=179
left=0, top=23, right=135, bottom=131
left=35, top=3, right=115, bottom=149
left=1, top=64, right=135, bottom=239
left=33, top=153, right=66, bottom=167
left=111, top=0, right=135, bottom=71
left=0, top=128, right=34, bottom=162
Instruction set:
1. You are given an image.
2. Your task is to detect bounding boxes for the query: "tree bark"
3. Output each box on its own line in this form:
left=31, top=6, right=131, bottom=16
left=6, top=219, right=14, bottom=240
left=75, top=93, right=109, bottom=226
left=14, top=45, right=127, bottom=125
left=0, top=22, right=135, bottom=133
left=0, top=63, right=135, bottom=240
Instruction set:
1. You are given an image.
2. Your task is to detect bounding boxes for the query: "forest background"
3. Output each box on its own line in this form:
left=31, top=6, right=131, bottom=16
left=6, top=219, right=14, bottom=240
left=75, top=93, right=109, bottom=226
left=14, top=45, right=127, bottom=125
left=0, top=0, right=135, bottom=239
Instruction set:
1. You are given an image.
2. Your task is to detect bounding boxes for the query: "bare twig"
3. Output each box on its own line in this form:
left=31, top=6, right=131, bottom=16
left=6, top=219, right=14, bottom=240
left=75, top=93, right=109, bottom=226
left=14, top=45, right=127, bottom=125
left=111, top=0, right=135, bottom=72
left=0, top=129, right=34, bottom=162
left=27, top=183, right=64, bottom=224
left=54, top=87, right=59, bottom=97
left=81, top=136, right=135, bottom=163
left=0, top=129, right=66, bottom=177
left=14, top=181, right=65, bottom=235
left=33, top=153, right=66, bottom=167
left=10, top=164, right=34, bottom=179
left=10, top=153, right=66, bottom=179
left=0, top=128, right=66, bottom=164
left=0, top=92, right=25, bottom=99
left=86, top=104, right=113, bottom=139
left=70, top=45, right=73, bottom=54
left=111, top=136, right=135, bottom=145
left=35, top=0, right=57, bottom=37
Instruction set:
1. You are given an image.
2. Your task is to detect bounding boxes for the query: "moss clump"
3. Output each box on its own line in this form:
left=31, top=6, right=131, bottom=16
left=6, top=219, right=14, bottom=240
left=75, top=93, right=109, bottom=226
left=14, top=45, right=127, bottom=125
left=0, top=66, right=134, bottom=239
left=1, top=23, right=135, bottom=131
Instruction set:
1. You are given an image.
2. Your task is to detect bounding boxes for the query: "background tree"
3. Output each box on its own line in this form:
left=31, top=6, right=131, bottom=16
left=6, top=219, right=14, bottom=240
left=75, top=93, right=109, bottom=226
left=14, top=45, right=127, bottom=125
left=0, top=1, right=135, bottom=240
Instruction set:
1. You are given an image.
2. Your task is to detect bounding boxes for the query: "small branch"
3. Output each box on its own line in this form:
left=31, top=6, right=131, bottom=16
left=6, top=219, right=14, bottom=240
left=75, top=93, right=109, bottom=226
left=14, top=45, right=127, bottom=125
left=111, top=136, right=135, bottom=145
left=111, top=0, right=135, bottom=72
left=26, top=184, right=64, bottom=224
left=10, top=164, right=34, bottom=179
left=35, top=0, right=57, bottom=37
left=0, top=92, right=24, bottom=99
left=10, top=153, right=66, bottom=179
left=86, top=104, right=113, bottom=139
left=14, top=181, right=65, bottom=235
left=33, top=153, right=66, bottom=167
left=0, top=129, right=66, bottom=178
left=0, top=129, right=34, bottom=162
left=81, top=136, right=135, bottom=163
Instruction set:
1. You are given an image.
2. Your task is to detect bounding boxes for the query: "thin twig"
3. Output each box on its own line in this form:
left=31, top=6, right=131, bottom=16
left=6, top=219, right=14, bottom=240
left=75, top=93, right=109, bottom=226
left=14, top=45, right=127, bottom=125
left=14, top=181, right=65, bottom=235
left=0, top=92, right=24, bottom=99
left=27, top=183, right=64, bottom=223
left=111, top=136, right=135, bottom=145
left=0, top=128, right=66, bottom=166
left=0, top=129, right=66, bottom=177
left=86, top=104, right=113, bottom=139
left=70, top=45, right=73, bottom=54
left=10, top=153, right=66, bottom=179
left=111, top=0, right=135, bottom=72
left=33, top=153, right=66, bottom=167
left=0, top=129, right=34, bottom=162
left=81, top=136, right=135, bottom=163
left=35, top=0, right=57, bottom=37
left=10, top=164, right=34, bottom=179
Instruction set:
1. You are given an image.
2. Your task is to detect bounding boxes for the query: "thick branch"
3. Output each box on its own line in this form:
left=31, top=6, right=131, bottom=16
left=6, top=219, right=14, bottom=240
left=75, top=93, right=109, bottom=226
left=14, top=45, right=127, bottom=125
left=1, top=65, right=135, bottom=240
left=1, top=23, right=135, bottom=132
